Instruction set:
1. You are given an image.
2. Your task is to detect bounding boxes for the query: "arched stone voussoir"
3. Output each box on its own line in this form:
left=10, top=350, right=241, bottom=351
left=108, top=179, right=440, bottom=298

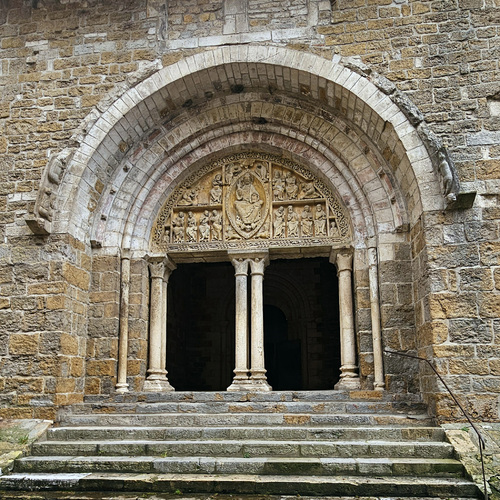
left=41, top=45, right=446, bottom=241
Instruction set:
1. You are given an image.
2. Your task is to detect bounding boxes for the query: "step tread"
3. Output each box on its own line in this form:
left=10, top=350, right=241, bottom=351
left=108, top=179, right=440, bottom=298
left=2, top=471, right=475, bottom=482
left=18, top=455, right=463, bottom=464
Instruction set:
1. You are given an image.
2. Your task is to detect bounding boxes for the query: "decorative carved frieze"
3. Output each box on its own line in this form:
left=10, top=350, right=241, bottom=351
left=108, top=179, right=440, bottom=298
left=151, top=152, right=351, bottom=253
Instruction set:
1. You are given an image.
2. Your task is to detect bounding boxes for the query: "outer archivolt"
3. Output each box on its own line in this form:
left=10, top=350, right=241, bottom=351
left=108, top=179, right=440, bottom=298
left=151, top=152, right=351, bottom=253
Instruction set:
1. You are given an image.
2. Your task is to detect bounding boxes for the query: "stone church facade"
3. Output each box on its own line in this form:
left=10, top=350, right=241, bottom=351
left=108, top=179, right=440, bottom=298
left=0, top=0, right=499, bottom=423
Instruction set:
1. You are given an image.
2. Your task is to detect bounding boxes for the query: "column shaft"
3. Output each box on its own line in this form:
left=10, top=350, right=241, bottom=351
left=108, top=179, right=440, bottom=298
left=144, top=257, right=174, bottom=392
left=227, top=258, right=251, bottom=391
left=334, top=251, right=360, bottom=390
left=368, top=247, right=385, bottom=390
left=249, top=256, right=271, bottom=391
left=116, top=250, right=130, bottom=393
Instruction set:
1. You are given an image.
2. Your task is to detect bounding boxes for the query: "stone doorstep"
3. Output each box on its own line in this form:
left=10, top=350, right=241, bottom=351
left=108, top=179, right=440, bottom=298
left=0, top=495, right=482, bottom=500
left=46, top=425, right=446, bottom=442
left=30, top=439, right=455, bottom=459
left=58, top=400, right=428, bottom=417
left=0, top=472, right=481, bottom=497
left=57, top=413, right=435, bottom=428
left=80, top=390, right=422, bottom=405
left=14, top=455, right=464, bottom=477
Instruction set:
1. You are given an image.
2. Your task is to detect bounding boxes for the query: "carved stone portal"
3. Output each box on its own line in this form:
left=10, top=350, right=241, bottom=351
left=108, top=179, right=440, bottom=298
left=151, top=152, right=351, bottom=253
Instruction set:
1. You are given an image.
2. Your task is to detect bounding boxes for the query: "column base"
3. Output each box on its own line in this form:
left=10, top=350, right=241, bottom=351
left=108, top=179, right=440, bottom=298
left=227, top=378, right=257, bottom=392
left=334, top=376, right=361, bottom=390
left=249, top=371, right=272, bottom=391
left=115, top=382, right=129, bottom=394
left=143, top=377, right=175, bottom=392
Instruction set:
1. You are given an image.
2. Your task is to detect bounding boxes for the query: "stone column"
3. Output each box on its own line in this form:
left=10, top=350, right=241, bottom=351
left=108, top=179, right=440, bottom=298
left=144, top=257, right=174, bottom=392
left=116, top=249, right=130, bottom=393
left=333, top=249, right=360, bottom=390
left=368, top=245, right=385, bottom=390
left=227, top=257, right=252, bottom=391
left=161, top=258, right=176, bottom=379
left=249, top=253, right=272, bottom=391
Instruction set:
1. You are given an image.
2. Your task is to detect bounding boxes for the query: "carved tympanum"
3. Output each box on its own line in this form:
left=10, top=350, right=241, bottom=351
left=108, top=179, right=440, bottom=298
left=151, top=152, right=351, bottom=252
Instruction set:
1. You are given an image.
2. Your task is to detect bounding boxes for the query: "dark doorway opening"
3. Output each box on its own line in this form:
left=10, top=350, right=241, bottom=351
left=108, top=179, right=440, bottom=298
left=264, top=305, right=302, bottom=390
left=264, top=258, right=341, bottom=390
left=166, top=257, right=340, bottom=391
left=167, top=261, right=235, bottom=391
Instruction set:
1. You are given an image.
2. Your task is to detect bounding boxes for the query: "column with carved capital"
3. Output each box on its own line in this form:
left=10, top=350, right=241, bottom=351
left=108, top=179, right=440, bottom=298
left=161, top=258, right=176, bottom=380
left=249, top=254, right=272, bottom=391
left=227, top=257, right=252, bottom=391
left=144, top=257, right=175, bottom=392
left=333, top=250, right=360, bottom=390
left=116, top=249, right=130, bottom=393
left=368, top=245, right=385, bottom=390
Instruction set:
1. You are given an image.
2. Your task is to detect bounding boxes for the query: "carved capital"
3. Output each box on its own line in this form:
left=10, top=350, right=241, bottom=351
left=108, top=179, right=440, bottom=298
left=231, top=257, right=249, bottom=276
left=336, top=251, right=353, bottom=273
left=249, top=252, right=269, bottom=275
left=147, top=255, right=166, bottom=279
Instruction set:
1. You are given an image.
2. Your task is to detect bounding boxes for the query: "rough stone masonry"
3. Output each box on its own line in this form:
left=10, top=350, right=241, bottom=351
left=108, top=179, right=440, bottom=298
left=0, top=0, right=499, bottom=422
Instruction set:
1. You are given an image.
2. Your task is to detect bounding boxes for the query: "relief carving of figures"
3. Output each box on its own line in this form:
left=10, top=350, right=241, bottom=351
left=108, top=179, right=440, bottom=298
left=272, top=170, right=285, bottom=201
left=199, top=210, right=211, bottom=241
left=330, top=218, right=340, bottom=237
left=151, top=152, right=352, bottom=251
left=314, top=204, right=327, bottom=236
left=273, top=206, right=285, bottom=238
left=172, top=212, right=185, bottom=242
left=210, top=210, right=222, bottom=241
left=286, top=205, right=299, bottom=237
left=254, top=161, right=267, bottom=180
left=225, top=163, right=242, bottom=185
left=234, top=173, right=264, bottom=232
left=185, top=211, right=197, bottom=242
left=178, top=187, right=197, bottom=206
left=37, top=152, right=67, bottom=222
left=285, top=172, right=299, bottom=200
left=210, top=174, right=223, bottom=204
left=300, top=180, right=320, bottom=199
left=300, top=205, right=313, bottom=237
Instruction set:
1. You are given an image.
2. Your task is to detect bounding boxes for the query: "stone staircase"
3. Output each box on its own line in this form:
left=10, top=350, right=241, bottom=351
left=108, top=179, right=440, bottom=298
left=0, top=391, right=481, bottom=498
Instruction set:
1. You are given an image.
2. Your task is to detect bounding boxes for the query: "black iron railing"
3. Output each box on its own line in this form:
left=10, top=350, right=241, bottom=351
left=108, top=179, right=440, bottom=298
left=385, top=349, right=489, bottom=500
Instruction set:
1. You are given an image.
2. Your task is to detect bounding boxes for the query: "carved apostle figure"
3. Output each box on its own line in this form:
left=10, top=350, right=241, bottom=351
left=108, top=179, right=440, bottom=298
left=272, top=170, right=285, bottom=201
left=285, top=172, right=299, bottom=200
left=234, top=173, right=263, bottom=231
left=185, top=211, right=197, bottom=242
left=287, top=205, right=299, bottom=237
left=172, top=212, right=185, bottom=242
left=314, top=203, right=327, bottom=236
left=273, top=206, right=285, bottom=238
left=330, top=218, right=340, bottom=237
left=210, top=209, right=222, bottom=241
left=199, top=210, right=211, bottom=241
left=300, top=205, right=313, bottom=237
left=210, top=174, right=223, bottom=204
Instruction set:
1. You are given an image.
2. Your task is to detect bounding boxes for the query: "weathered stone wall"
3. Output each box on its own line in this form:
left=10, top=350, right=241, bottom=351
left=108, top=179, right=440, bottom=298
left=0, top=0, right=499, bottom=420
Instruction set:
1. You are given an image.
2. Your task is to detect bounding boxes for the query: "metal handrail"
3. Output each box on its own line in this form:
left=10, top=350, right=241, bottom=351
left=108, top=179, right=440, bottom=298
left=385, top=349, right=489, bottom=500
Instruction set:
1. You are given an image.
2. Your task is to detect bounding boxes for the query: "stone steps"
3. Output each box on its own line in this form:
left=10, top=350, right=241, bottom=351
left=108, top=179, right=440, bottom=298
left=31, top=439, right=454, bottom=459
left=0, top=391, right=481, bottom=498
left=15, top=455, right=464, bottom=477
left=0, top=472, right=480, bottom=497
left=46, top=424, right=446, bottom=441
left=57, top=412, right=434, bottom=427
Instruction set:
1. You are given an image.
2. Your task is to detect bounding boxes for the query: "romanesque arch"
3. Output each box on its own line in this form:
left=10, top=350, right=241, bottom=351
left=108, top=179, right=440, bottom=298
left=28, top=46, right=459, bottom=398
